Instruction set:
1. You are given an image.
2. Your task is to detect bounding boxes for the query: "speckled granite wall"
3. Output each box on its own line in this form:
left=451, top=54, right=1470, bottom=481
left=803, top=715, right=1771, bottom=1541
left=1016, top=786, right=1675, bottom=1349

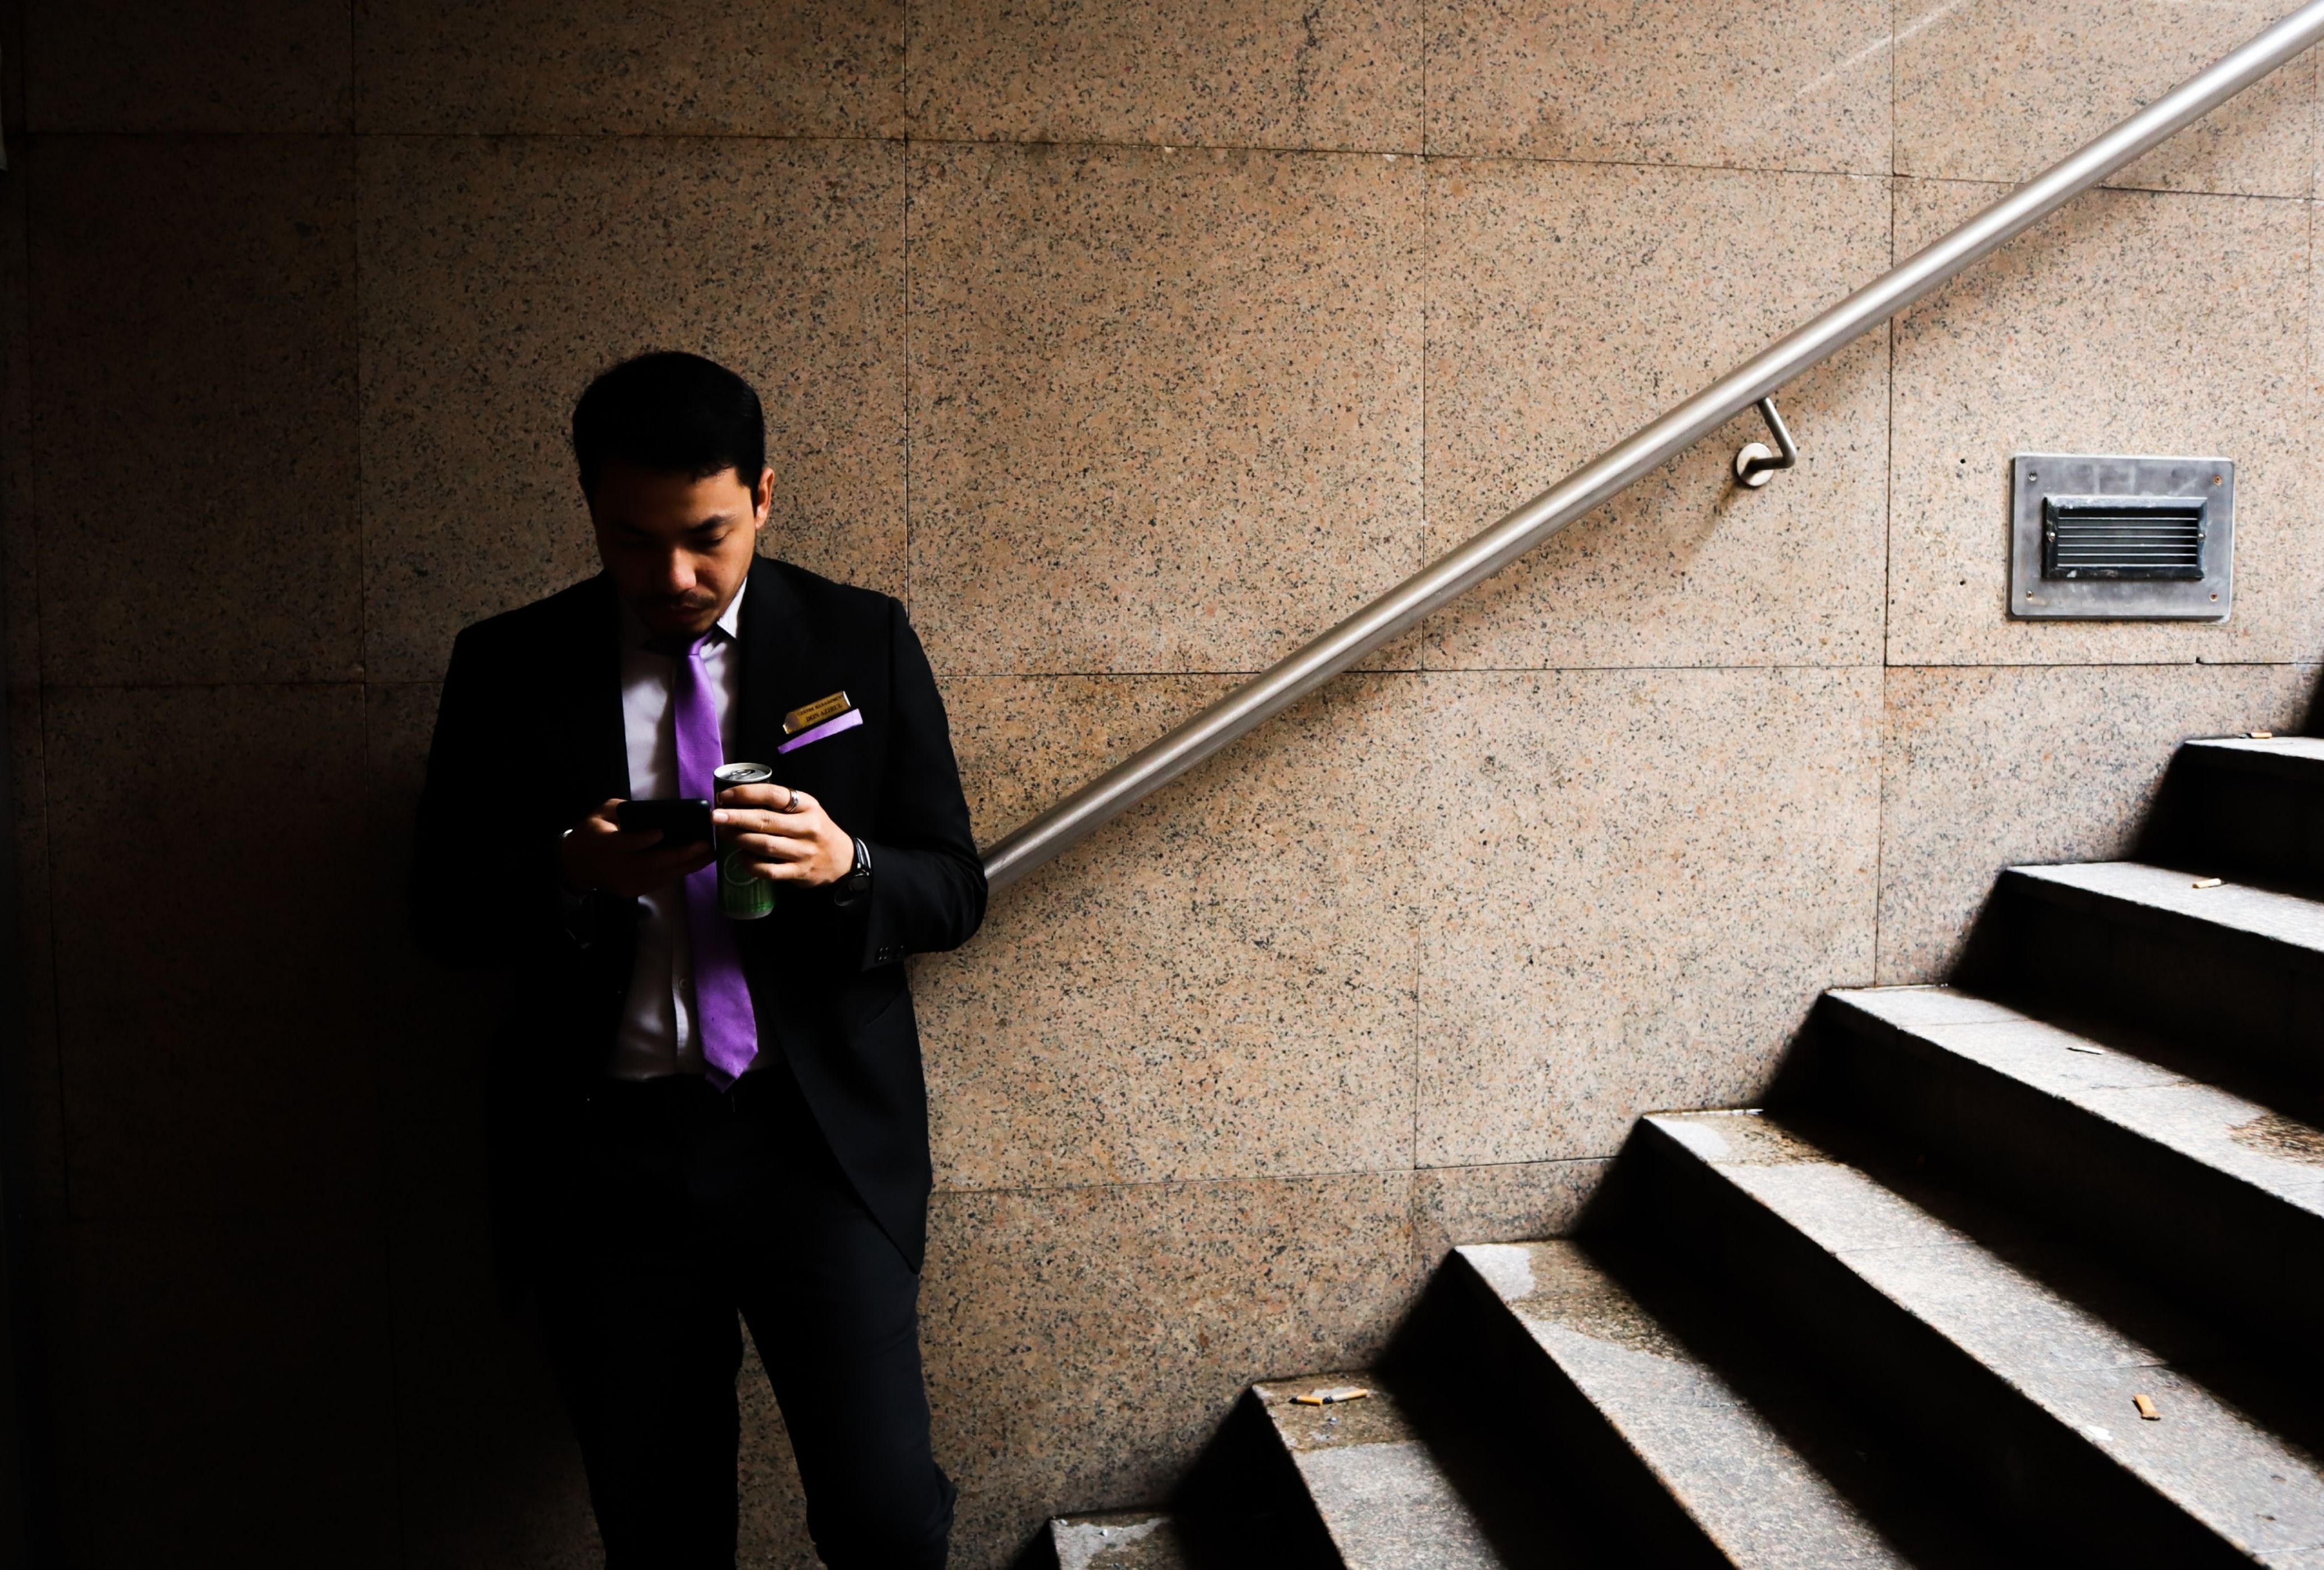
left=5, top=2, right=2319, bottom=1564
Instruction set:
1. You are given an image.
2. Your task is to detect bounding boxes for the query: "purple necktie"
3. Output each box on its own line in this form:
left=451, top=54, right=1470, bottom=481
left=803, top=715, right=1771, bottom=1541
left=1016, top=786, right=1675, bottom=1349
left=668, top=632, right=759, bottom=1087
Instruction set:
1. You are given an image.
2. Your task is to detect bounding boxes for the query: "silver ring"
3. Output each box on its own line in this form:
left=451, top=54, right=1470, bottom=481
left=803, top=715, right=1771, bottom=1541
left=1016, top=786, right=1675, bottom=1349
left=784, top=787, right=799, bottom=811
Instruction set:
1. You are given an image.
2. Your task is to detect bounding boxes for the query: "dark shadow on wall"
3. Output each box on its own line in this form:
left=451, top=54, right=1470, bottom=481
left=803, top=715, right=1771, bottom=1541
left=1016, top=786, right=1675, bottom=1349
left=365, top=690, right=609, bottom=1567
left=0, top=599, right=57, bottom=1566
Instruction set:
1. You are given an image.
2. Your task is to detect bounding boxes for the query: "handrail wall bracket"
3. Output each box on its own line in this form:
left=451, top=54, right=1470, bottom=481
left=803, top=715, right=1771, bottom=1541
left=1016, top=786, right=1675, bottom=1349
left=1734, top=397, right=1799, bottom=489
left=979, top=0, right=2324, bottom=893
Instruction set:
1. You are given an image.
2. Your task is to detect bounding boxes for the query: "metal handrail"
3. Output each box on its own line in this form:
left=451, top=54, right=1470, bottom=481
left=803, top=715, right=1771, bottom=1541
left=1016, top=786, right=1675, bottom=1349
left=980, top=0, right=2324, bottom=892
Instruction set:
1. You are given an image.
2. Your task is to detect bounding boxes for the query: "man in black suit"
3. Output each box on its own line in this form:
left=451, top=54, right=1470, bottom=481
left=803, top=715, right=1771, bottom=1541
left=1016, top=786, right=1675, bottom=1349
left=410, top=351, right=985, bottom=1568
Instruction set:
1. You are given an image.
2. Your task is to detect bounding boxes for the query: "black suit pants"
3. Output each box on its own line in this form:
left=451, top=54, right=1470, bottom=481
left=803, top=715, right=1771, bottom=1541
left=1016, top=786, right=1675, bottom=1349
left=534, top=1064, right=952, bottom=1569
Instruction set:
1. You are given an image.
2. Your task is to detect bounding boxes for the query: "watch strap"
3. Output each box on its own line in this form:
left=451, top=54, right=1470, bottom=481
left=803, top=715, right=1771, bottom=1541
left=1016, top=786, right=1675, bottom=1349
left=834, top=835, right=874, bottom=908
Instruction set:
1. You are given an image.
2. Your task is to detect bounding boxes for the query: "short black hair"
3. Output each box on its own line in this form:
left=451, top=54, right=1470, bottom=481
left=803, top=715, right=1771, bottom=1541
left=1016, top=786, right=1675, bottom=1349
left=571, top=351, right=766, bottom=499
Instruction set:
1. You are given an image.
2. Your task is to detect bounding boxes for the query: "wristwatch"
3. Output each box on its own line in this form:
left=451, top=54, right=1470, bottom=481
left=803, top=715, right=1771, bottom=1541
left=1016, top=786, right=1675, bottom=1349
left=833, top=835, right=873, bottom=907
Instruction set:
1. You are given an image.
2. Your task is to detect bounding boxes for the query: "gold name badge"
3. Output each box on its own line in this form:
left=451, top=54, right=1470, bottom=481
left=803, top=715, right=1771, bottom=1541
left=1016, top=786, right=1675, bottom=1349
left=783, top=691, right=853, bottom=736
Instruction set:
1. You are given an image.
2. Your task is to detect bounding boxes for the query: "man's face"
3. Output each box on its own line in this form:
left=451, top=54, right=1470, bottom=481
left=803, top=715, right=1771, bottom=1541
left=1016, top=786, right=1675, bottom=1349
left=588, top=461, right=772, bottom=637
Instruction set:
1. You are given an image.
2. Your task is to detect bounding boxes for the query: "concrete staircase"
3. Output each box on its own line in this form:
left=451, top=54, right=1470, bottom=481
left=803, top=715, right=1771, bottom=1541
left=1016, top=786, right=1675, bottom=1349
left=1018, top=734, right=2324, bottom=1569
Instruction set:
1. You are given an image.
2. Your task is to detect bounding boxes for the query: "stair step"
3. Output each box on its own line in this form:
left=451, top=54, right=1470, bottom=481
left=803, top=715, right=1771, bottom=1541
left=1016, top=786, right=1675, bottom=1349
left=1634, top=1110, right=2324, bottom=1567
left=1048, top=1510, right=1189, bottom=1569
left=2174, top=734, right=2324, bottom=885
left=1988, top=861, right=2324, bottom=1091
left=1814, top=986, right=2324, bottom=1335
left=1251, top=1377, right=1505, bottom=1570
left=2010, top=861, right=2324, bottom=956
left=2180, top=734, right=2324, bottom=780
left=2160, top=734, right=2324, bottom=882
left=1449, top=1240, right=1911, bottom=1568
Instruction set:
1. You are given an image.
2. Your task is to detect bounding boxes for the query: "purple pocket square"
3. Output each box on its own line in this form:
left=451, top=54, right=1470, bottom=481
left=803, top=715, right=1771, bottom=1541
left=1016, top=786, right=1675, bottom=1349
left=776, top=708, right=864, bottom=754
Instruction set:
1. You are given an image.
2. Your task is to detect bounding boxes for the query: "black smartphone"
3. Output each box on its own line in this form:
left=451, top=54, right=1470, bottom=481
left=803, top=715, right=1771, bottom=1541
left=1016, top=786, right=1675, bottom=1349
left=615, top=797, right=714, bottom=847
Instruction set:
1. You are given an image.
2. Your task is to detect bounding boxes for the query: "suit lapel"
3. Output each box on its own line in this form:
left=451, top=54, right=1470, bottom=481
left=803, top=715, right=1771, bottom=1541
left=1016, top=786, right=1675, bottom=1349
left=567, top=573, right=630, bottom=803
left=738, top=555, right=813, bottom=769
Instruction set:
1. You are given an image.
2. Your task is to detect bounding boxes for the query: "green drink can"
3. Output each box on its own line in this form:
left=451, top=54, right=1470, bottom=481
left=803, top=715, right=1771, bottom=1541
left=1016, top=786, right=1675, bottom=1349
left=713, top=761, right=778, bottom=920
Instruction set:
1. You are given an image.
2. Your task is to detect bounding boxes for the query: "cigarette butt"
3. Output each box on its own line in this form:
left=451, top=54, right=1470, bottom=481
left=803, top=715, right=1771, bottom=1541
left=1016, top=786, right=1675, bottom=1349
left=2133, top=1394, right=2160, bottom=1421
left=2249, top=731, right=2275, bottom=739
left=1294, top=1386, right=1371, bottom=1407
left=2192, top=877, right=2225, bottom=889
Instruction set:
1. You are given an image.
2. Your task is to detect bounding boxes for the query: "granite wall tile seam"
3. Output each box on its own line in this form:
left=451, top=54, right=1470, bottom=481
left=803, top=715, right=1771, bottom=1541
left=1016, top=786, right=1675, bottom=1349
left=2306, top=14, right=2321, bottom=197
left=1413, top=148, right=1904, bottom=184
left=1876, top=658, right=2323, bottom=674
left=1413, top=79, right=1432, bottom=1178
left=1417, top=0, right=1429, bottom=159
left=1426, top=0, right=1891, bottom=174
left=2, top=151, right=53, bottom=1215
left=356, top=680, right=414, bottom=1570
left=927, top=658, right=1890, bottom=679
left=2308, top=193, right=2319, bottom=392
left=1414, top=658, right=1892, bottom=676
left=1877, top=166, right=1898, bottom=978
left=904, top=134, right=1909, bottom=185
left=243, top=136, right=2286, bottom=195
left=903, top=131, right=1416, bottom=158
left=1407, top=1154, right=1607, bottom=1175
left=18, top=129, right=374, bottom=142
left=36, top=1200, right=400, bottom=1228
left=928, top=1168, right=1430, bottom=1201
left=1872, top=658, right=2321, bottom=671
left=351, top=0, right=903, bottom=140
left=2305, top=188, right=2321, bottom=402
left=1, top=165, right=36, bottom=694
left=902, top=90, right=913, bottom=626
left=906, top=0, right=1420, bottom=154
left=920, top=1133, right=1413, bottom=1198
left=341, top=129, right=908, bottom=145
left=1888, top=168, right=2314, bottom=207
left=344, top=647, right=2276, bottom=682
left=18, top=684, right=69, bottom=1223
left=305, top=126, right=1940, bottom=175
left=1888, top=0, right=1900, bottom=179
left=26, top=679, right=373, bottom=692
left=917, top=138, right=2053, bottom=187
left=346, top=0, right=358, bottom=147
left=351, top=99, right=371, bottom=699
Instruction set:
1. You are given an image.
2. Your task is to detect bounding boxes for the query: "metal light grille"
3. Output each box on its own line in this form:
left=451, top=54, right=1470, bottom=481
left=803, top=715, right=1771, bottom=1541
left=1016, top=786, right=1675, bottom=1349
left=2041, top=496, right=2207, bottom=581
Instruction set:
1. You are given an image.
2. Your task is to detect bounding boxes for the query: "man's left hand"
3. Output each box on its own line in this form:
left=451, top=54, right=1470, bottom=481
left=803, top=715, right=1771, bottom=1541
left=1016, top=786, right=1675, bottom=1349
left=714, top=782, right=855, bottom=887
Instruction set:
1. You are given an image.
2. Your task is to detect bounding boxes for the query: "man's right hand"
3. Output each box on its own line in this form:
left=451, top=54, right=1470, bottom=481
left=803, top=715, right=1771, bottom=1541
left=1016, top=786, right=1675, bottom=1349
left=559, top=798, right=714, bottom=900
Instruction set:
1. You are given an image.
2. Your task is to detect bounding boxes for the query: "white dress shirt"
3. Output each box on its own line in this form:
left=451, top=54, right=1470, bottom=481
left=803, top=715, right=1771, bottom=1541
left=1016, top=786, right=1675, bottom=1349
left=608, top=580, right=747, bottom=1079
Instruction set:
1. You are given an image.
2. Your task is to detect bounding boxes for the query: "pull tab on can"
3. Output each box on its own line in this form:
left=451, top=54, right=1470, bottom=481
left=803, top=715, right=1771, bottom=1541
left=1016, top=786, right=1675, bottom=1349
left=713, top=762, right=779, bottom=920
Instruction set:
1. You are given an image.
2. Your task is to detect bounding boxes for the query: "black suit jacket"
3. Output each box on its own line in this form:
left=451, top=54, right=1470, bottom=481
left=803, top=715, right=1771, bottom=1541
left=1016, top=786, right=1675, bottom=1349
left=409, top=555, right=987, bottom=1270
